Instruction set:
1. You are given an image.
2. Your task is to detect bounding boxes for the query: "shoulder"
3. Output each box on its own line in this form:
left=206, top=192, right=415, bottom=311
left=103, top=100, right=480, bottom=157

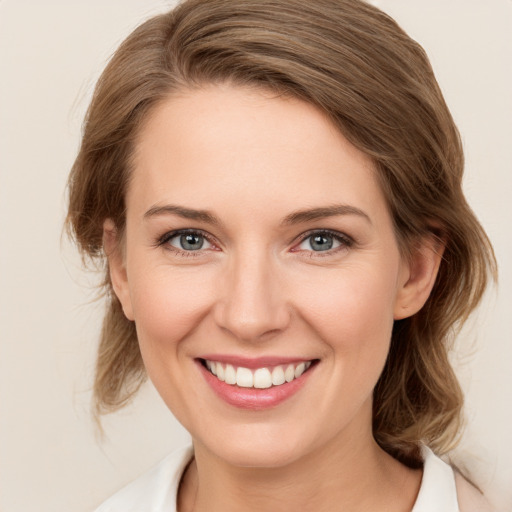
left=413, top=447, right=497, bottom=512
left=93, top=445, right=194, bottom=512
left=454, top=472, right=495, bottom=512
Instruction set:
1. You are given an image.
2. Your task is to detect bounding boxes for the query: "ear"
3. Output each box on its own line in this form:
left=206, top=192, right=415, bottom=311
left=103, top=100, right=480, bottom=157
left=103, top=219, right=134, bottom=321
left=393, top=234, right=445, bottom=320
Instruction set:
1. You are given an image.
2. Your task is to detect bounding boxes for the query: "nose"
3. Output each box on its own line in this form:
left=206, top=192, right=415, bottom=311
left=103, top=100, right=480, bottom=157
left=213, top=250, right=291, bottom=342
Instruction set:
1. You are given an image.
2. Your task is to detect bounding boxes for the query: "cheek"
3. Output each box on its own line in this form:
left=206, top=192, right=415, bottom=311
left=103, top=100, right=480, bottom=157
left=294, top=263, right=399, bottom=349
left=129, top=265, right=217, bottom=353
left=127, top=264, right=218, bottom=423
left=290, top=260, right=400, bottom=412
left=291, top=263, right=399, bottom=422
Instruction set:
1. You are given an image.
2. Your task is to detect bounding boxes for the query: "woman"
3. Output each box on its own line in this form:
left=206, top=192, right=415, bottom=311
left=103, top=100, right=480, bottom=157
left=66, top=0, right=497, bottom=510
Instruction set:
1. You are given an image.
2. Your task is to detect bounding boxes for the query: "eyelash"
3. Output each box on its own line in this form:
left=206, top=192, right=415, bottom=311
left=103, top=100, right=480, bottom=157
left=155, top=228, right=354, bottom=258
left=293, top=229, right=354, bottom=256
left=156, top=229, right=217, bottom=258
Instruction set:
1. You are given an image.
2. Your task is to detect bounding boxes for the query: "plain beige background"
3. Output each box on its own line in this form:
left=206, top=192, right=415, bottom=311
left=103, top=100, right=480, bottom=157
left=0, top=1, right=511, bottom=511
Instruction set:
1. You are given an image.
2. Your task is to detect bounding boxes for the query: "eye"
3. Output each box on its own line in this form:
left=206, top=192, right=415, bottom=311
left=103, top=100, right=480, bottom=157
left=294, top=230, right=352, bottom=253
left=299, top=233, right=339, bottom=251
left=161, top=230, right=214, bottom=252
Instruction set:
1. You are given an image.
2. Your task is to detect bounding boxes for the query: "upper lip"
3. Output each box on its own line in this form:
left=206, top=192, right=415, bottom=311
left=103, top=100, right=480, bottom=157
left=198, top=354, right=316, bottom=369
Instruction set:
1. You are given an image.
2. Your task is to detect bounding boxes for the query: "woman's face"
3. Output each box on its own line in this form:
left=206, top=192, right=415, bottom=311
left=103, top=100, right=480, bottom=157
left=109, top=85, right=430, bottom=468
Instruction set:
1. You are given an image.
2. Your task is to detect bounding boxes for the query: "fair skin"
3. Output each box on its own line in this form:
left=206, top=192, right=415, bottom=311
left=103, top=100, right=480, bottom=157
left=105, top=85, right=444, bottom=512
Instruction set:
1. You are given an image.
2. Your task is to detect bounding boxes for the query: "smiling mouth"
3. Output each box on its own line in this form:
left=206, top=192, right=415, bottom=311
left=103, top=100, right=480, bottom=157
left=200, top=359, right=317, bottom=389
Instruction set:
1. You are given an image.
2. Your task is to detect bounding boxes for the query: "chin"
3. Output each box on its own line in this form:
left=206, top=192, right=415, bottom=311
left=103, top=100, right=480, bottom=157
left=196, top=423, right=317, bottom=469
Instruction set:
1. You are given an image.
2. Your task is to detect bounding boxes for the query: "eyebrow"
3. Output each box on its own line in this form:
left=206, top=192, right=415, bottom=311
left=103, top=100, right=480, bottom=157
left=282, top=205, right=371, bottom=226
left=144, top=205, right=221, bottom=226
left=143, top=203, right=371, bottom=226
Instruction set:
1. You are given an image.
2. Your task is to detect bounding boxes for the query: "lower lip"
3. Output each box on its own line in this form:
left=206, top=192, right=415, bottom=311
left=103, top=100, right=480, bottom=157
left=197, top=360, right=315, bottom=410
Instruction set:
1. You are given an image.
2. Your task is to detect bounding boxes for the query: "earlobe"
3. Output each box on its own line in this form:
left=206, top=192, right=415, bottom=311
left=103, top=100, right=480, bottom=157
left=103, top=219, right=134, bottom=321
left=393, top=234, right=445, bottom=320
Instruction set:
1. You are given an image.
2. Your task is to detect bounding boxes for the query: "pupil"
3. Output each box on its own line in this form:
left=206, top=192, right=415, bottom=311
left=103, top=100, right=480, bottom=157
left=311, top=234, right=333, bottom=251
left=181, top=233, right=203, bottom=250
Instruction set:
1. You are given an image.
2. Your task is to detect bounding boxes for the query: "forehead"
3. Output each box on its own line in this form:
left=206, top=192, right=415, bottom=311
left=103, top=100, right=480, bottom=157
left=128, top=85, right=387, bottom=223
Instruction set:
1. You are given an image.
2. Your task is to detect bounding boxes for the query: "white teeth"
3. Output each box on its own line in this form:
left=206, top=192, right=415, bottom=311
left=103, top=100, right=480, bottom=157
left=205, top=359, right=313, bottom=389
left=216, top=363, right=225, bottom=382
left=271, top=366, right=286, bottom=386
left=254, top=368, right=272, bottom=389
left=294, top=362, right=306, bottom=378
left=236, top=367, right=254, bottom=388
left=284, top=364, right=295, bottom=382
left=224, top=364, right=236, bottom=385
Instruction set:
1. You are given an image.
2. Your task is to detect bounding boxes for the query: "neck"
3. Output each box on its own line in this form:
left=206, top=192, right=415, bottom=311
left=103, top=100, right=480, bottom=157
left=178, top=423, right=421, bottom=512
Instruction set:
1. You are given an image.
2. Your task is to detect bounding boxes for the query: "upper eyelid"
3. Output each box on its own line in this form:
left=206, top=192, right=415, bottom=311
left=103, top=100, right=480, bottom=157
left=294, top=228, right=353, bottom=244
left=159, top=228, right=215, bottom=243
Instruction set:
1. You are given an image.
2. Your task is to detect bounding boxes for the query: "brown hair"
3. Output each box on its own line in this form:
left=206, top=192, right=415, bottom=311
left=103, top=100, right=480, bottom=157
left=66, top=0, right=496, bottom=466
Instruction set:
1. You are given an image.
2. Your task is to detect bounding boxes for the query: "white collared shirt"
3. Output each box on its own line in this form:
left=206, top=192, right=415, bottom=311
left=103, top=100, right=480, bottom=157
left=94, top=445, right=461, bottom=511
